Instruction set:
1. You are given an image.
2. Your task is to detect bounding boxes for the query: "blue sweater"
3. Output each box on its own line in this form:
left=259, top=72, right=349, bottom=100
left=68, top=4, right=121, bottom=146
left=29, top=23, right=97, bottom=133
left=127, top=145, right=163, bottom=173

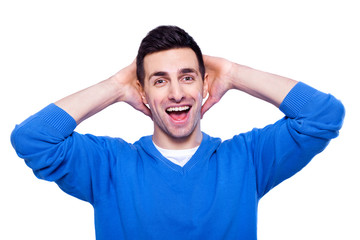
left=11, top=82, right=345, bottom=239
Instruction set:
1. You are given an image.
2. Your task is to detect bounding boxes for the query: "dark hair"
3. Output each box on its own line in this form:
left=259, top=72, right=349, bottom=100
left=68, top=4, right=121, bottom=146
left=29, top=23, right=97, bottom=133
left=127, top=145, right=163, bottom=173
left=136, top=25, right=205, bottom=86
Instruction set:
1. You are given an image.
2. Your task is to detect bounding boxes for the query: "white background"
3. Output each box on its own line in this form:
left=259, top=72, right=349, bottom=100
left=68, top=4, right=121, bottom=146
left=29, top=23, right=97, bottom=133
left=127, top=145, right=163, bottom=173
left=1, top=0, right=359, bottom=239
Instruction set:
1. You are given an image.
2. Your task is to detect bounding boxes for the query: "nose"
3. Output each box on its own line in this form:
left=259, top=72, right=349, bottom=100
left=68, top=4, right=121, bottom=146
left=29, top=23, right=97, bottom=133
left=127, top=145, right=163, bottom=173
left=168, top=81, right=184, bottom=102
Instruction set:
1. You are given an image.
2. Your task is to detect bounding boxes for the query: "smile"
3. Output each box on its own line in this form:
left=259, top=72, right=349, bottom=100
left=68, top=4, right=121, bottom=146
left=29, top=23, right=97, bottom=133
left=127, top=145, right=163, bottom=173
left=165, top=105, right=191, bottom=122
left=166, top=106, right=190, bottom=113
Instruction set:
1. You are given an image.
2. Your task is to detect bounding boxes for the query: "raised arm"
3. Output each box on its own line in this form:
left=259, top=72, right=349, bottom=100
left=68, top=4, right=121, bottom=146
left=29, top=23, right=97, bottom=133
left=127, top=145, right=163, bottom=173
left=202, top=55, right=345, bottom=197
left=11, top=60, right=151, bottom=204
left=55, top=60, right=151, bottom=124
left=201, top=55, right=298, bottom=117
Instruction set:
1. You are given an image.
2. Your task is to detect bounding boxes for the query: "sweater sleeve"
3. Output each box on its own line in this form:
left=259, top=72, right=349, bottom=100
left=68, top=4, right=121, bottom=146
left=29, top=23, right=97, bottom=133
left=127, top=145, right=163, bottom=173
left=250, top=82, right=345, bottom=198
left=10, top=104, right=117, bottom=204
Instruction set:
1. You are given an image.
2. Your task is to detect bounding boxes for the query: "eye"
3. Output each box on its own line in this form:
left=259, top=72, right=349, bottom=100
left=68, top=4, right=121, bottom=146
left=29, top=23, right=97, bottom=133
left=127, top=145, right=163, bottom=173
left=154, top=79, right=166, bottom=86
left=182, top=76, right=194, bottom=82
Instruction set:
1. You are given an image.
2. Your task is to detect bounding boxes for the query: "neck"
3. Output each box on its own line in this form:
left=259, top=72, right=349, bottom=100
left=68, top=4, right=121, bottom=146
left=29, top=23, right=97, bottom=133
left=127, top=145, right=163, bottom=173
left=152, top=125, right=202, bottom=150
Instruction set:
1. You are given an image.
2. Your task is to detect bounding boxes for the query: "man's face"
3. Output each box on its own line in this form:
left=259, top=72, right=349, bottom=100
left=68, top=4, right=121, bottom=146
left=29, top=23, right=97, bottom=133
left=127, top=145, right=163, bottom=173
left=141, top=48, right=208, bottom=148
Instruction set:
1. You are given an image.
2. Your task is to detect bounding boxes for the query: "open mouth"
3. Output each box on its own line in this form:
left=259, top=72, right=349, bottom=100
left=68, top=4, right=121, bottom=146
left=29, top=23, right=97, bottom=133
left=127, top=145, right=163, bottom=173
left=166, top=106, right=191, bottom=122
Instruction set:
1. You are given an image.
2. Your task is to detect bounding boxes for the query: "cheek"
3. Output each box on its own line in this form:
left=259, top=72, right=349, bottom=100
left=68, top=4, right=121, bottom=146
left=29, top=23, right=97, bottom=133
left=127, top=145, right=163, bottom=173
left=193, top=89, right=205, bottom=102
left=147, top=95, right=164, bottom=112
left=191, top=83, right=206, bottom=100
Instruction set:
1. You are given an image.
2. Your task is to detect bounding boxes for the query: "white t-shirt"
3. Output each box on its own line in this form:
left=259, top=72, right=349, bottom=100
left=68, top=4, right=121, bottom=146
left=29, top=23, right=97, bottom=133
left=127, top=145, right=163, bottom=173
left=153, top=143, right=199, bottom=167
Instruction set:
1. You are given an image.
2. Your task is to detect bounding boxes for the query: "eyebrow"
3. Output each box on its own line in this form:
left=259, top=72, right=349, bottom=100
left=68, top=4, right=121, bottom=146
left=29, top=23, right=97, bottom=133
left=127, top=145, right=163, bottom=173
left=179, top=68, right=198, bottom=75
left=148, top=68, right=198, bottom=80
left=149, top=71, right=168, bottom=79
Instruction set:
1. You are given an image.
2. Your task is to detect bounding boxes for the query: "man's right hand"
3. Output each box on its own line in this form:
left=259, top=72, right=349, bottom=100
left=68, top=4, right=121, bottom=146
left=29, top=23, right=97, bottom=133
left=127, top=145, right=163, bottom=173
left=55, top=60, right=151, bottom=124
left=110, top=60, right=151, bottom=118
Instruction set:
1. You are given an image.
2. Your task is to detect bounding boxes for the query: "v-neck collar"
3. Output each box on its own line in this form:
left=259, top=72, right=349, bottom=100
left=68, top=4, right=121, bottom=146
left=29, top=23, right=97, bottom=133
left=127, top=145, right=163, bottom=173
left=137, top=132, right=221, bottom=175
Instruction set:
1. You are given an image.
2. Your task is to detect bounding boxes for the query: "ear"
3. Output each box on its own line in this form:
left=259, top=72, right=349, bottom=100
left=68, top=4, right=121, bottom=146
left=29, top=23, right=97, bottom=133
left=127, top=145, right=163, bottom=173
left=137, top=80, right=148, bottom=104
left=202, top=73, right=209, bottom=99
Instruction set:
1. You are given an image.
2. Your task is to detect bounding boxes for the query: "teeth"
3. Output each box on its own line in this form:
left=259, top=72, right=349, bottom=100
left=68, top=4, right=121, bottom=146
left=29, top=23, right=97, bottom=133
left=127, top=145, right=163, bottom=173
left=166, top=106, right=190, bottom=112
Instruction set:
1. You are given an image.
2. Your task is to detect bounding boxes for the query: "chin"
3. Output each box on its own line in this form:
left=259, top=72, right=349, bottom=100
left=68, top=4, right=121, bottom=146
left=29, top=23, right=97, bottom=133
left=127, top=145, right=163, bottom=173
left=167, top=124, right=199, bottom=140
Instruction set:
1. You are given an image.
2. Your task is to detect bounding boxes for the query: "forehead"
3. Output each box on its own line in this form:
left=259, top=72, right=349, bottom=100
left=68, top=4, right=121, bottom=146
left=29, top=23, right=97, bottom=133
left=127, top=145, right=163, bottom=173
left=143, top=48, right=199, bottom=78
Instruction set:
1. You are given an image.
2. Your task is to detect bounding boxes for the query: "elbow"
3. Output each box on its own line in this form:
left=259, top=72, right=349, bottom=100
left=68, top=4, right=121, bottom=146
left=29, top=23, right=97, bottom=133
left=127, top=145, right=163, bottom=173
left=291, top=94, right=346, bottom=141
left=10, top=122, right=68, bottom=181
left=11, top=124, right=22, bottom=155
left=318, top=96, right=345, bottom=140
left=330, top=96, right=345, bottom=132
left=10, top=119, right=46, bottom=157
left=10, top=124, right=31, bottom=157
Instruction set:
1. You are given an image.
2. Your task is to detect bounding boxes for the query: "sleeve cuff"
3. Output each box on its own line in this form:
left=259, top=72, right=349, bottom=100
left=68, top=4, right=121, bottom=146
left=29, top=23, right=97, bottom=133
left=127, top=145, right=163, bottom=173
left=38, top=103, right=77, bottom=137
left=279, top=82, right=318, bottom=118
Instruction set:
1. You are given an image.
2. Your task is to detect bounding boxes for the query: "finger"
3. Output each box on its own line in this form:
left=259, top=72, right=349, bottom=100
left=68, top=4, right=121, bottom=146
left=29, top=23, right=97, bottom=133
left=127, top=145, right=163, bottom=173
left=131, top=101, right=152, bottom=119
left=203, top=55, right=218, bottom=70
left=137, top=104, right=152, bottom=119
left=203, top=54, right=214, bottom=65
left=201, top=96, right=219, bottom=119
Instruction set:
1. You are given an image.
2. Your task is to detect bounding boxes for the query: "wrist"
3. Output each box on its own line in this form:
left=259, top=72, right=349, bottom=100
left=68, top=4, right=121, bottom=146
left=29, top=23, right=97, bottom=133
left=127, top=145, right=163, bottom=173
left=108, top=62, right=137, bottom=103
left=106, top=75, right=125, bottom=102
left=228, top=63, right=252, bottom=91
left=229, top=63, right=298, bottom=107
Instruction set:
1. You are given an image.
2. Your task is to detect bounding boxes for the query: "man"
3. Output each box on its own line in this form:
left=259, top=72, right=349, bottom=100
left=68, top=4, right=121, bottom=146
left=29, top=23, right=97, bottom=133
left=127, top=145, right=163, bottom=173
left=11, top=26, right=345, bottom=239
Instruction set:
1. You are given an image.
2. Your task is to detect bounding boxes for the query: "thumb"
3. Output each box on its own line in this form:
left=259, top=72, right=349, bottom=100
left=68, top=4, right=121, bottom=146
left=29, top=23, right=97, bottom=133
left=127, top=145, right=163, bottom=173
left=137, top=104, right=152, bottom=119
left=130, top=100, right=152, bottom=119
left=137, top=95, right=152, bottom=119
left=201, top=96, right=219, bottom=119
